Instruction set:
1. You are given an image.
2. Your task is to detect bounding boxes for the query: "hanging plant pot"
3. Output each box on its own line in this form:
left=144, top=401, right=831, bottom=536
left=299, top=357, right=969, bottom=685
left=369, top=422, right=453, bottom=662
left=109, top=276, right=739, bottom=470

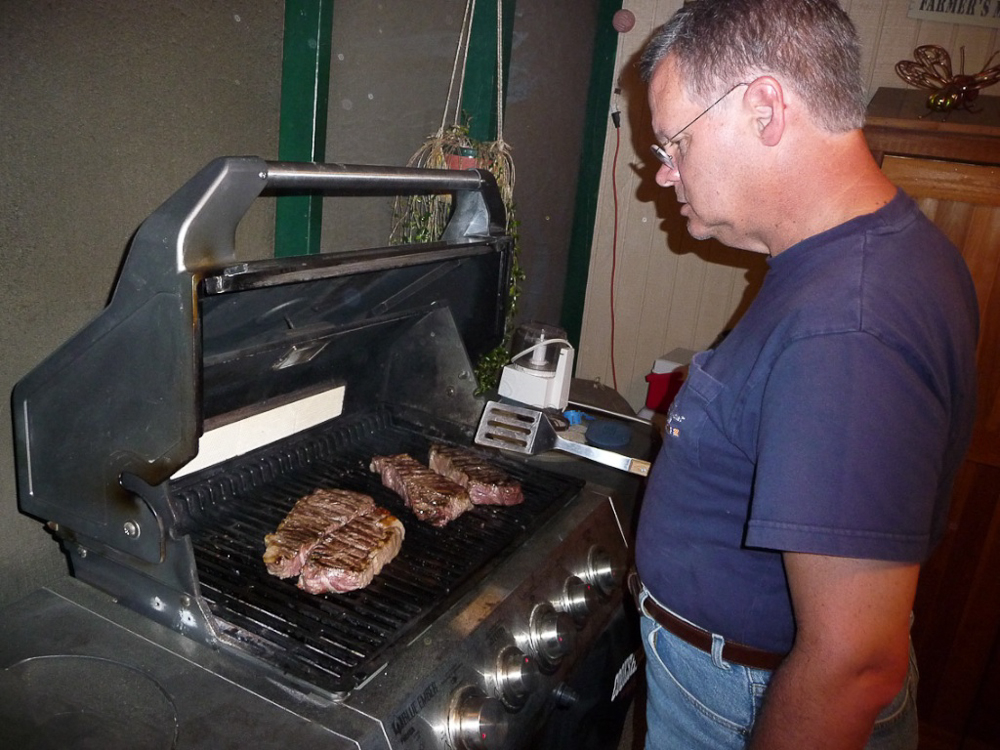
left=445, top=146, right=478, bottom=171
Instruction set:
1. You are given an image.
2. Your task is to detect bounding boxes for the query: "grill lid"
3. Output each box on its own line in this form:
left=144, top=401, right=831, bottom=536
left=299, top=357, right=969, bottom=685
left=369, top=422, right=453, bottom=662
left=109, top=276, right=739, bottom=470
left=12, top=158, right=513, bottom=563
left=197, top=240, right=509, bottom=423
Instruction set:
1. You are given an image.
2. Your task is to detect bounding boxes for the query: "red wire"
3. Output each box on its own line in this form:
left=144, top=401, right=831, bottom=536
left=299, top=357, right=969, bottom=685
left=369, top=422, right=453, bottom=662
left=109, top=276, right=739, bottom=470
left=610, top=124, right=620, bottom=392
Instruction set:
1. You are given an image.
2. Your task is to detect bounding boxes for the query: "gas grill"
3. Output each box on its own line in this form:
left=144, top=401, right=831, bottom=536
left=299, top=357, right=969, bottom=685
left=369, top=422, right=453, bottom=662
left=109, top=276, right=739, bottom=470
left=175, top=408, right=587, bottom=699
left=7, top=158, right=641, bottom=749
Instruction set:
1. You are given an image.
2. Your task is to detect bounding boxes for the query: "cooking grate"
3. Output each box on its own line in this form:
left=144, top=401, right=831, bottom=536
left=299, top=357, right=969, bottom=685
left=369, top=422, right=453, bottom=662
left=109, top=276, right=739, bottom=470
left=169, top=408, right=583, bottom=698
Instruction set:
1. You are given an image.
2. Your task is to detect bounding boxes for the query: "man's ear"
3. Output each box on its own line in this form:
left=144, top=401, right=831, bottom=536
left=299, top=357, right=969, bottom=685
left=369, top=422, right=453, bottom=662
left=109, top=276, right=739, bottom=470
left=745, top=77, right=785, bottom=147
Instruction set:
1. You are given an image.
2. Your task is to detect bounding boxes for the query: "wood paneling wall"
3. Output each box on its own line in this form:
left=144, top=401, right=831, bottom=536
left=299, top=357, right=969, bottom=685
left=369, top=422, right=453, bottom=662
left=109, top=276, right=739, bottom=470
left=577, top=0, right=1000, bottom=411
left=875, top=146, right=1000, bottom=750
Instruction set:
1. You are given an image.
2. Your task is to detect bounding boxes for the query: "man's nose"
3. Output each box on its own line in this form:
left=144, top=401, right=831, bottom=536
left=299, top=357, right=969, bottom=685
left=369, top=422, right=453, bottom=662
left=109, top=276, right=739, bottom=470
left=655, top=162, right=679, bottom=188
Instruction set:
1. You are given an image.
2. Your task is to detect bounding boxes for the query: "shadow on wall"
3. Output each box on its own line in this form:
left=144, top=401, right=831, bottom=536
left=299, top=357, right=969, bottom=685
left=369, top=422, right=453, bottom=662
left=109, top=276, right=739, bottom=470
left=616, top=41, right=768, bottom=338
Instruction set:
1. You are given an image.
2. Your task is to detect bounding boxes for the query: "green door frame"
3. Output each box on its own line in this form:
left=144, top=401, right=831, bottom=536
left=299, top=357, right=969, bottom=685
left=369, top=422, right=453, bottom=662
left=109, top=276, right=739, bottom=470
left=273, top=0, right=623, bottom=347
left=560, top=0, right=624, bottom=349
left=461, top=0, right=517, bottom=143
left=274, top=0, right=334, bottom=258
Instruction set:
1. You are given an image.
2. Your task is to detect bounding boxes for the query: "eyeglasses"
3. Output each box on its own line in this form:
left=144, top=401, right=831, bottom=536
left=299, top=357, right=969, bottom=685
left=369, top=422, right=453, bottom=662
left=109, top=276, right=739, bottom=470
left=651, top=82, right=749, bottom=171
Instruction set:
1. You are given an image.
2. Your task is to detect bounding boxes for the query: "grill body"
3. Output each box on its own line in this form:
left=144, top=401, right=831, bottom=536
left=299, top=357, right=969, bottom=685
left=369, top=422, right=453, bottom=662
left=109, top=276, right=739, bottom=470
left=8, top=159, right=641, bottom=748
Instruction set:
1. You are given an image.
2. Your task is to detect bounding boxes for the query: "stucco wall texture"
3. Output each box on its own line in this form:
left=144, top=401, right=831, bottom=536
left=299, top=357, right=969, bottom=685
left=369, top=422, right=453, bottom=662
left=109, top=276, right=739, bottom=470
left=0, top=2, right=285, bottom=606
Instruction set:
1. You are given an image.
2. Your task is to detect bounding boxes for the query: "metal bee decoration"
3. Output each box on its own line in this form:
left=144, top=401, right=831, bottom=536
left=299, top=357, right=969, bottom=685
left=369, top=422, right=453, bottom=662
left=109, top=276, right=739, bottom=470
left=895, top=45, right=1000, bottom=114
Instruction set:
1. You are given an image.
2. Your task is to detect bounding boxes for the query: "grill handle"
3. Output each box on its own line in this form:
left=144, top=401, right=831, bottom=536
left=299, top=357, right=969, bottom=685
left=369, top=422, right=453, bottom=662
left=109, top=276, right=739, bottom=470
left=263, top=160, right=507, bottom=242
left=265, top=160, right=487, bottom=191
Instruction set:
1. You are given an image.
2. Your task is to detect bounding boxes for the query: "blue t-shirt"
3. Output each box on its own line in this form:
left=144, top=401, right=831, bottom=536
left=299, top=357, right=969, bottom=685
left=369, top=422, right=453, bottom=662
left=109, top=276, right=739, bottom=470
left=635, top=191, right=979, bottom=654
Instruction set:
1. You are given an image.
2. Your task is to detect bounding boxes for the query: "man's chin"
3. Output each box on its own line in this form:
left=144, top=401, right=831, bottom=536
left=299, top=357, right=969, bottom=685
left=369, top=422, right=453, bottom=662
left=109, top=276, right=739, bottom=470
left=684, top=218, right=715, bottom=241
left=679, top=206, right=713, bottom=240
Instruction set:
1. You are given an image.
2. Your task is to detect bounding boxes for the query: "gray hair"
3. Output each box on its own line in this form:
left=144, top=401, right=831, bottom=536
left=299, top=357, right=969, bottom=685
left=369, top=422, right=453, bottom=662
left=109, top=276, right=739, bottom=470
left=639, top=0, right=866, bottom=132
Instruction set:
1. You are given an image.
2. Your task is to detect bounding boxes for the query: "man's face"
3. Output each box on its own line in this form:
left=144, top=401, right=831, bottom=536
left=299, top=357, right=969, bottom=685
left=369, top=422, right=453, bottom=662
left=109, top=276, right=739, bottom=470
left=648, top=57, right=754, bottom=249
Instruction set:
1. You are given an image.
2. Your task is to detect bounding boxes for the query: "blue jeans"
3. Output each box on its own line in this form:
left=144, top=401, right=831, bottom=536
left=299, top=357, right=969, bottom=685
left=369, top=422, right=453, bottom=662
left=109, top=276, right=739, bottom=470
left=639, top=590, right=918, bottom=749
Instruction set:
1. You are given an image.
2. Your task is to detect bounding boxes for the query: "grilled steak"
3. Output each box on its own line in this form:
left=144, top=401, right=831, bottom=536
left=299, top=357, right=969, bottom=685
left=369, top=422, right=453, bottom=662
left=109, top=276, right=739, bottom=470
left=263, top=489, right=375, bottom=578
left=428, top=444, right=524, bottom=506
left=370, top=453, right=472, bottom=527
left=298, top=506, right=405, bottom=594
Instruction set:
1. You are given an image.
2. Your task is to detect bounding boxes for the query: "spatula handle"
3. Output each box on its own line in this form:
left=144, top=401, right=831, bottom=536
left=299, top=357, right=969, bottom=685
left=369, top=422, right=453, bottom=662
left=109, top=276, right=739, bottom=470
left=552, top=437, right=651, bottom=476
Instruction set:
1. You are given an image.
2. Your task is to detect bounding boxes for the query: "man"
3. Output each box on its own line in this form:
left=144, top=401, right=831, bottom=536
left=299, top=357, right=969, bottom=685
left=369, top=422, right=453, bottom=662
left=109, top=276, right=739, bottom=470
left=632, top=1, right=980, bottom=748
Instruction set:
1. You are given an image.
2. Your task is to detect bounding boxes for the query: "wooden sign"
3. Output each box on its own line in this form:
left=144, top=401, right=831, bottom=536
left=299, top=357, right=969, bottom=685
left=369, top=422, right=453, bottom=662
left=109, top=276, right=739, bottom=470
left=907, top=0, right=1000, bottom=29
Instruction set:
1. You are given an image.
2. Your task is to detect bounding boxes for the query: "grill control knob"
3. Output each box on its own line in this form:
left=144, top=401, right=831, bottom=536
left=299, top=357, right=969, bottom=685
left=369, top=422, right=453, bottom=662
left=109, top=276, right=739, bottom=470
left=528, top=602, right=576, bottom=671
left=495, top=645, right=539, bottom=709
left=583, top=545, right=623, bottom=596
left=560, top=575, right=597, bottom=626
left=447, top=685, right=509, bottom=750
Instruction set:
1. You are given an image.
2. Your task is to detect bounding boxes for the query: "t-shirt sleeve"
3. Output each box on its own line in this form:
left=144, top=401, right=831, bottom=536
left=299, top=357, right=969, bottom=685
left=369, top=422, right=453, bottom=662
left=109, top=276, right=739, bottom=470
left=744, top=331, right=949, bottom=562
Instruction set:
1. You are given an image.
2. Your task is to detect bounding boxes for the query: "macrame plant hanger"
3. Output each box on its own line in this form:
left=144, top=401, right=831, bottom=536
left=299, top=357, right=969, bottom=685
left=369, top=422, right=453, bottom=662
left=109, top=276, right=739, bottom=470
left=478, top=0, right=515, bottom=213
left=390, top=0, right=515, bottom=244
left=389, top=0, right=520, bottom=393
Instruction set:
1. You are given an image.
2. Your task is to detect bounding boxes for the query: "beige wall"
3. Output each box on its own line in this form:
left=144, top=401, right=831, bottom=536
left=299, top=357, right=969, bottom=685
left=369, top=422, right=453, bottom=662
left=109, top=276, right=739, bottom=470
left=576, top=0, right=1000, bottom=412
left=0, top=2, right=285, bottom=608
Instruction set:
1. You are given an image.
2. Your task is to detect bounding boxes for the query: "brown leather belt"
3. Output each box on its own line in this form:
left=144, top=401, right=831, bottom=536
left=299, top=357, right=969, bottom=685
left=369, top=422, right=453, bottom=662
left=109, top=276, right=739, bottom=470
left=628, top=571, right=785, bottom=671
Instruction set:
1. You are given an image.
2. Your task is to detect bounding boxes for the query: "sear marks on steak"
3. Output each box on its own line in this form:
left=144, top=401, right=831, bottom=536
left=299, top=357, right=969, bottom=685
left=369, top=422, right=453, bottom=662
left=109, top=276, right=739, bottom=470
left=428, top=444, right=524, bottom=507
left=298, top=507, right=405, bottom=594
left=263, top=489, right=375, bottom=579
left=370, top=453, right=472, bottom=527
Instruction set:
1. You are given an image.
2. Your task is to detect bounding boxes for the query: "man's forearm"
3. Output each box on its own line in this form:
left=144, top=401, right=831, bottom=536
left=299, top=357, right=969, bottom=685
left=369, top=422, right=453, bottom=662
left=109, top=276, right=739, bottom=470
left=748, top=650, right=900, bottom=750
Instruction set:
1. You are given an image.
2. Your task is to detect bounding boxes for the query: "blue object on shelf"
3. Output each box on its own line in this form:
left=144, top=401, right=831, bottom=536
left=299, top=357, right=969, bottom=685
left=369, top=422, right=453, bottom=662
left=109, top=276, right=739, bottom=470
left=563, top=410, right=595, bottom=426
left=586, top=419, right=631, bottom=449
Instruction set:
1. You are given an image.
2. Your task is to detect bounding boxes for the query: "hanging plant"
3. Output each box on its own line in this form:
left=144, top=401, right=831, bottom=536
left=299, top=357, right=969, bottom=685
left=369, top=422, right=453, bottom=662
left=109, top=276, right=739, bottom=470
left=390, top=124, right=523, bottom=394
left=389, top=123, right=475, bottom=246
left=389, top=0, right=521, bottom=394
left=473, top=201, right=523, bottom=394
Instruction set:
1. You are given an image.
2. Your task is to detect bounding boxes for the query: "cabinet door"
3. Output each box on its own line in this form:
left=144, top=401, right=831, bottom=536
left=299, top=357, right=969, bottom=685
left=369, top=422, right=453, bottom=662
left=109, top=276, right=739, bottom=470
left=881, top=156, right=1000, bottom=467
left=881, top=154, right=1000, bottom=749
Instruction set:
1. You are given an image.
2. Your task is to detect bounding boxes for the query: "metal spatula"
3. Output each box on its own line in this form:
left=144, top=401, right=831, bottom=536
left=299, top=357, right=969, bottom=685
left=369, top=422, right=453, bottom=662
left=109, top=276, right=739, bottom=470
left=475, top=400, right=651, bottom=476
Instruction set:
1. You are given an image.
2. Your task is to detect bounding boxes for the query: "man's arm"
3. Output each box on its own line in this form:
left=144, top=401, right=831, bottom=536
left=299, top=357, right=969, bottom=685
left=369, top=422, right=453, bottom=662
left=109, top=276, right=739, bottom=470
left=748, top=553, right=918, bottom=749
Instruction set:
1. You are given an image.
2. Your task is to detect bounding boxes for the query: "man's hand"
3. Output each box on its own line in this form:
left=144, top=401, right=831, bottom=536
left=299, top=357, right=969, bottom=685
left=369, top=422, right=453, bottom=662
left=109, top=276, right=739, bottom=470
left=748, top=553, right=917, bottom=749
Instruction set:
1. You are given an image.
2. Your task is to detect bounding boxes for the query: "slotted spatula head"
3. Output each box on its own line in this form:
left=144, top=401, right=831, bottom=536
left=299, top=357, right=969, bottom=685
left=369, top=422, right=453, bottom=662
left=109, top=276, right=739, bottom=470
left=475, top=400, right=651, bottom=476
left=475, top=400, right=558, bottom=454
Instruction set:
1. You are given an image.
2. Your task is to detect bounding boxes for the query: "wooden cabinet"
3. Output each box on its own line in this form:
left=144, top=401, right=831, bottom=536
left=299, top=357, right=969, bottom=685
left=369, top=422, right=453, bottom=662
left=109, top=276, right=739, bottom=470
left=865, top=88, right=1000, bottom=750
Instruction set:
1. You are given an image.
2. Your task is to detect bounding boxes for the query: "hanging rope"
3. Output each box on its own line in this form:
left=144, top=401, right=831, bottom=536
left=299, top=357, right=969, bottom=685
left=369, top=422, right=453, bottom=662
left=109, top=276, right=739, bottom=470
left=495, top=0, right=504, bottom=140
left=442, top=0, right=476, bottom=135
left=390, top=0, right=477, bottom=244
left=478, top=0, right=515, bottom=214
left=387, top=0, right=522, bottom=391
left=390, top=0, right=516, bottom=248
